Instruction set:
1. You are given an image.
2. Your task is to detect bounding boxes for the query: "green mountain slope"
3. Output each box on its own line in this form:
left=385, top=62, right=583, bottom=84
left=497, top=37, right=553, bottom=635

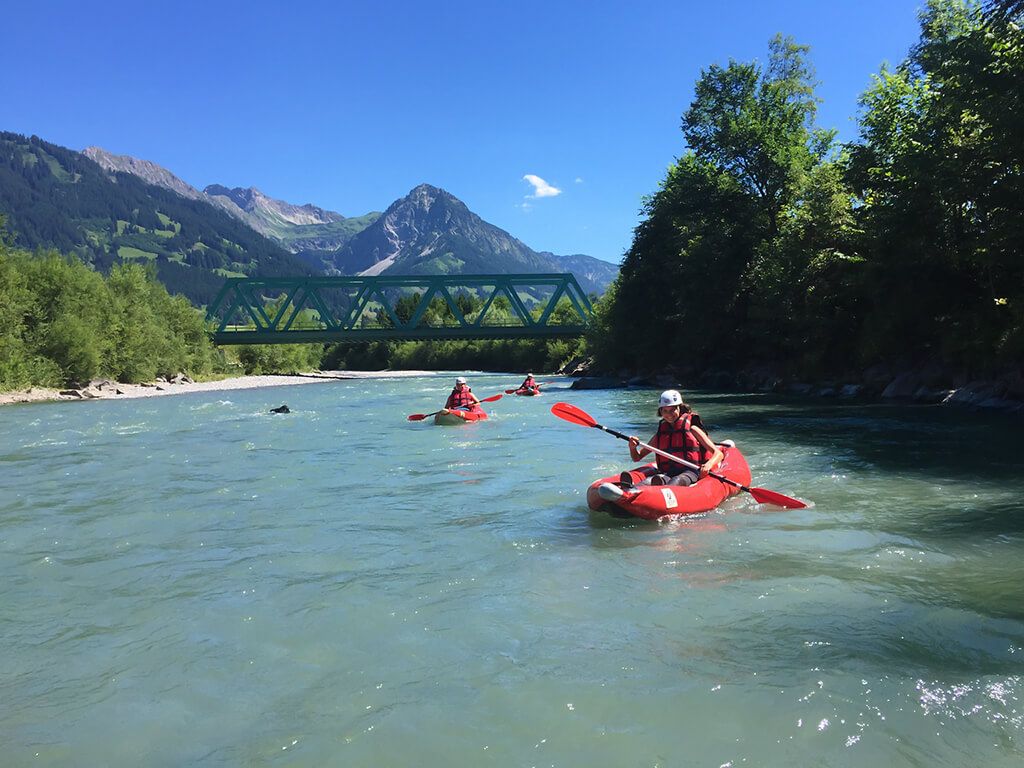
left=202, top=184, right=380, bottom=252
left=0, top=132, right=314, bottom=306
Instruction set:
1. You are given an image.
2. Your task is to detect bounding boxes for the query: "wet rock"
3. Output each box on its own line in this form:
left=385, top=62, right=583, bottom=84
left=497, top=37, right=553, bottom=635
left=881, top=373, right=919, bottom=399
left=943, top=382, right=1000, bottom=407
left=270, top=404, right=291, bottom=414
left=913, top=386, right=952, bottom=404
left=571, top=377, right=628, bottom=390
left=558, top=356, right=593, bottom=376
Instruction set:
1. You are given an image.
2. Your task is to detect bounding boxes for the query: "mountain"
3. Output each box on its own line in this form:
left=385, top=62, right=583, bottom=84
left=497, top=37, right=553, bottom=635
left=83, top=146, right=379, bottom=253
left=1, top=132, right=313, bottom=306
left=5, top=135, right=617, bottom=304
left=203, top=185, right=379, bottom=253
left=83, top=146, right=205, bottom=202
left=328, top=184, right=617, bottom=294
left=539, top=252, right=620, bottom=297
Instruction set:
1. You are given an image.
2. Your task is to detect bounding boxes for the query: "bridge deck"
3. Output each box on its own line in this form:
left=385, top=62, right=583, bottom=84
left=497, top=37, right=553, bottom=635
left=205, top=274, right=593, bottom=345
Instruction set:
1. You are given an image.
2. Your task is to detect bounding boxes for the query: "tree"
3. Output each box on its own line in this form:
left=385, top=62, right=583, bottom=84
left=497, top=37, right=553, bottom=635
left=599, top=35, right=842, bottom=373
left=848, top=0, right=1024, bottom=368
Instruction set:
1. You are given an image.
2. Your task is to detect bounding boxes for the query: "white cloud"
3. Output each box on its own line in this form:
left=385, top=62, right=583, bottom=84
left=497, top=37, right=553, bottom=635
left=575, top=177, right=584, bottom=184
left=523, top=174, right=562, bottom=199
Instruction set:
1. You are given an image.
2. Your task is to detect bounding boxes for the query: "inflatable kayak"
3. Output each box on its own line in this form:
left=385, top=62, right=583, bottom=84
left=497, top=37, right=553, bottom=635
left=514, top=388, right=540, bottom=396
left=586, top=444, right=752, bottom=520
left=434, top=408, right=488, bottom=425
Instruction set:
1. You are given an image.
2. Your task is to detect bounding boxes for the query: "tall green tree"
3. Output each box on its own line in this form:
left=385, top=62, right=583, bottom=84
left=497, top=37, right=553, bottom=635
left=848, top=0, right=1024, bottom=368
left=603, top=35, right=845, bottom=373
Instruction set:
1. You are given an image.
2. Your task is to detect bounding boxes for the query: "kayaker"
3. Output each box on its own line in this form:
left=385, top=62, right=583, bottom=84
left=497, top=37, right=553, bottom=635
left=519, top=373, right=540, bottom=393
left=440, top=376, right=482, bottom=416
left=620, top=390, right=723, bottom=487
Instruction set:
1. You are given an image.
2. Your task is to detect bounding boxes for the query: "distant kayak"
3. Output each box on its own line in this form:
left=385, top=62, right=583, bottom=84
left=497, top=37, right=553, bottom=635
left=514, top=388, right=540, bottom=396
left=434, top=408, right=488, bottom=425
left=586, top=444, right=752, bottom=520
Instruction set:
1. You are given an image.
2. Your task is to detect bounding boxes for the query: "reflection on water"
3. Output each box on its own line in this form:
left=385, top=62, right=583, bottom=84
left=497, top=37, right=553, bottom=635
left=1, top=376, right=1023, bottom=766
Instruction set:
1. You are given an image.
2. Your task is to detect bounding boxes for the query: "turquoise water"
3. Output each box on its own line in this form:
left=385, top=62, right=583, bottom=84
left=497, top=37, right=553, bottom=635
left=2, top=373, right=1022, bottom=767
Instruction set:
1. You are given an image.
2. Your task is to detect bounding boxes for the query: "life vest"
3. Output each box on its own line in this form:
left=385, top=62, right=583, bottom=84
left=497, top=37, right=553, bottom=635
left=521, top=377, right=538, bottom=391
left=653, top=413, right=707, bottom=473
left=446, top=386, right=475, bottom=409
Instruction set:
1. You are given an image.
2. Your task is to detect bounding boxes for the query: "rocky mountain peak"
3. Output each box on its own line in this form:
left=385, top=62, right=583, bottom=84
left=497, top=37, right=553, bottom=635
left=83, top=146, right=204, bottom=200
left=203, top=184, right=344, bottom=226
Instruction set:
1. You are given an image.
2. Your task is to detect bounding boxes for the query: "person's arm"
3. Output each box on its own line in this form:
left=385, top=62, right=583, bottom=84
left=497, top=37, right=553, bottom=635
left=470, top=392, right=481, bottom=405
left=692, top=426, right=724, bottom=477
left=628, top=434, right=653, bottom=462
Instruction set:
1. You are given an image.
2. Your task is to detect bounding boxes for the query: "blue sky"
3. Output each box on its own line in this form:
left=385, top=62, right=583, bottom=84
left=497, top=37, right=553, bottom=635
left=3, top=1, right=924, bottom=264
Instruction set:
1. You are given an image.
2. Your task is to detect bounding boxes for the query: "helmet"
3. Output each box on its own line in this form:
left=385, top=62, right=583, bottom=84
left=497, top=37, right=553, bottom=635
left=455, top=376, right=467, bottom=384
left=527, top=372, right=534, bottom=377
left=658, top=389, right=683, bottom=408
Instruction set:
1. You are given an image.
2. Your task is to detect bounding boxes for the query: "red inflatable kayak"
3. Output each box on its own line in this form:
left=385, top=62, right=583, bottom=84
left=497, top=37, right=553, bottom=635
left=514, top=388, right=540, bottom=396
left=434, top=408, right=488, bottom=425
left=586, top=444, right=752, bottom=520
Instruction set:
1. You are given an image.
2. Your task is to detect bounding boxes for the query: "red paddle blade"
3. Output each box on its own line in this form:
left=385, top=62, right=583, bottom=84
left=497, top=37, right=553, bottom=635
left=407, top=413, right=429, bottom=421
left=480, top=394, right=503, bottom=403
left=748, top=486, right=808, bottom=509
left=504, top=389, right=518, bottom=394
left=550, top=402, right=597, bottom=428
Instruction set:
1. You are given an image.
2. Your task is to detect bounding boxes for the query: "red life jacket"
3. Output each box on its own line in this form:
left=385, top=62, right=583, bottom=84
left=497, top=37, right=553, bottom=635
left=521, top=377, right=538, bottom=391
left=446, top=386, right=475, bottom=409
left=652, top=413, right=707, bottom=473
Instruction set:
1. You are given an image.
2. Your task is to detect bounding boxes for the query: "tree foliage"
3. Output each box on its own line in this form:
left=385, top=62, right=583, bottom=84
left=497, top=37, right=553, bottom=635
left=597, top=2, right=1023, bottom=379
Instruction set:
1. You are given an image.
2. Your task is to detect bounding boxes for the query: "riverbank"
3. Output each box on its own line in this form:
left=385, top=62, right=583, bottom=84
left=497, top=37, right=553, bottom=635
left=562, top=358, right=1024, bottom=415
left=0, top=370, right=434, bottom=407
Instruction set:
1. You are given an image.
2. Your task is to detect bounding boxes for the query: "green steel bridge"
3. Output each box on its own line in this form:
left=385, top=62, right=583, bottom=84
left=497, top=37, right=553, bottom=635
left=205, top=273, right=594, bottom=345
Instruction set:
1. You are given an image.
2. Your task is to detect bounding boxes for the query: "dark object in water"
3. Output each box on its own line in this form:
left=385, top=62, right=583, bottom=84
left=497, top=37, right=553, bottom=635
left=270, top=405, right=291, bottom=414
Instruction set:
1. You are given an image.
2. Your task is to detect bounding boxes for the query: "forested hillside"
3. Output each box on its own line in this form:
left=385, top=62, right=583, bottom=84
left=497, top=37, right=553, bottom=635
left=0, top=133, right=314, bottom=306
left=593, top=0, right=1023, bottom=384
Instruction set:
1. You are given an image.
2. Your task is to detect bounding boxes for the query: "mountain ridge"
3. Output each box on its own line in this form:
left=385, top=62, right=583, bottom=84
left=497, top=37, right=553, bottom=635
left=329, top=183, right=616, bottom=294
left=1, top=132, right=314, bottom=306
left=5, top=134, right=617, bottom=300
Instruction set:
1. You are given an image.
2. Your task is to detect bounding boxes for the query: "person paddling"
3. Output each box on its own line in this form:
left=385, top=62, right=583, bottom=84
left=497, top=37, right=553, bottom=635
left=620, top=390, right=723, bottom=487
left=519, top=373, right=540, bottom=394
left=439, top=376, right=482, bottom=418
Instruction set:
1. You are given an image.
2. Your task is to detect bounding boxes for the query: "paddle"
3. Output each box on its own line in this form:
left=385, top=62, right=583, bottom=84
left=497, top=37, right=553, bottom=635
left=504, top=381, right=557, bottom=394
left=550, top=402, right=808, bottom=509
left=407, top=393, right=503, bottom=421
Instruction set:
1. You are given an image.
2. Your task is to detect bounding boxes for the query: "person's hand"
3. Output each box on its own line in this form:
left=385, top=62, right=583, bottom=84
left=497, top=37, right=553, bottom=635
left=628, top=436, right=639, bottom=448
left=699, top=462, right=713, bottom=478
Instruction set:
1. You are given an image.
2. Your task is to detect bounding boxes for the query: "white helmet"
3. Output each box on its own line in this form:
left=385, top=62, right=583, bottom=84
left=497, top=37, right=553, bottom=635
left=456, top=376, right=467, bottom=384
left=659, top=389, right=683, bottom=408
left=527, top=372, right=534, bottom=377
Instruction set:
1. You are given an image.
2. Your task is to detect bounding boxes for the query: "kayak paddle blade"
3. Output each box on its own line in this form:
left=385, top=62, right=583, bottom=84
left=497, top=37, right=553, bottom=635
left=550, top=402, right=597, bottom=428
left=748, top=486, right=808, bottom=509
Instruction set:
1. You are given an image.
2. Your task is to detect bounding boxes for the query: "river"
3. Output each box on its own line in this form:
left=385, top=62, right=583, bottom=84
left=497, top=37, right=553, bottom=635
left=1, top=373, right=1022, bottom=766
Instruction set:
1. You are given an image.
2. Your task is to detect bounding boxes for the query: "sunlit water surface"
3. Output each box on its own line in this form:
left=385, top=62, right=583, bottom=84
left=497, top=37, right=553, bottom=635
left=2, top=373, right=1022, bottom=766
